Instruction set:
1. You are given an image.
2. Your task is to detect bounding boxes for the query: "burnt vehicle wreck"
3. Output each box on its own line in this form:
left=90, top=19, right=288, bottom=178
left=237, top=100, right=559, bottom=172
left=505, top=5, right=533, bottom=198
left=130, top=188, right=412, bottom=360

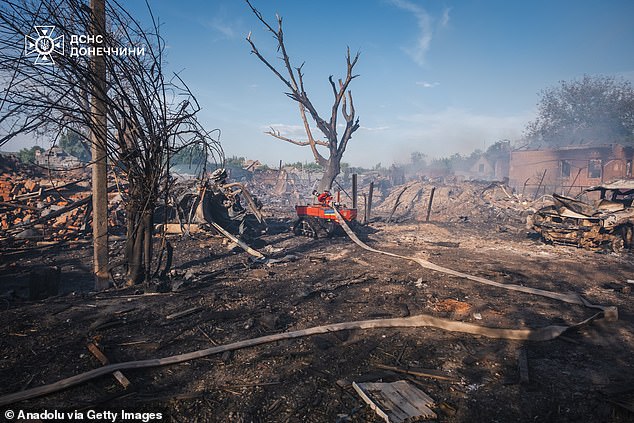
left=532, top=180, right=634, bottom=252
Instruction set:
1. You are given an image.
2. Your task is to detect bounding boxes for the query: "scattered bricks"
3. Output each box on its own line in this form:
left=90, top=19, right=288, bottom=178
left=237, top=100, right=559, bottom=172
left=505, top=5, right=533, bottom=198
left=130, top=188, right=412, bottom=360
left=1, top=171, right=121, bottom=244
left=70, top=193, right=86, bottom=200
left=54, top=214, right=68, bottom=226
left=10, top=182, right=25, bottom=197
left=24, top=180, right=39, bottom=192
left=0, top=179, right=13, bottom=201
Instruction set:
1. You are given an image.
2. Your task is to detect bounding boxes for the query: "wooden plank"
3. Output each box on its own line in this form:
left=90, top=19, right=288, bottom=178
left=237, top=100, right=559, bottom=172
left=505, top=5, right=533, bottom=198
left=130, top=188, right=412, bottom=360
left=391, top=381, right=436, bottom=418
left=0, top=201, right=40, bottom=211
left=165, top=306, right=203, bottom=321
left=87, top=343, right=131, bottom=389
left=377, top=382, right=427, bottom=421
left=353, top=381, right=436, bottom=422
left=374, top=363, right=459, bottom=382
left=386, top=381, right=436, bottom=419
left=157, top=223, right=201, bottom=234
left=352, top=382, right=390, bottom=423
left=367, top=386, right=410, bottom=422
left=391, top=380, right=435, bottom=406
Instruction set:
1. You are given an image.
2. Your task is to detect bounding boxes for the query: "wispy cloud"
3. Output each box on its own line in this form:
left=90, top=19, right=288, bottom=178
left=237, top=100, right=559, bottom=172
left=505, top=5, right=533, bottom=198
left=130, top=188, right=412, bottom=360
left=440, top=8, right=451, bottom=28
left=394, top=107, right=531, bottom=157
left=262, top=123, right=306, bottom=137
left=339, top=107, right=533, bottom=166
left=416, top=81, right=439, bottom=88
left=209, top=18, right=237, bottom=39
left=360, top=125, right=390, bottom=132
left=389, top=0, right=450, bottom=66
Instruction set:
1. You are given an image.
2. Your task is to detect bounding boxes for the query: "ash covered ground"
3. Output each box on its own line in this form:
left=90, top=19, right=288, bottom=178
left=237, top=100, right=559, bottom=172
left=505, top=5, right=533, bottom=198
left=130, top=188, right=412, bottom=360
left=1, top=180, right=634, bottom=422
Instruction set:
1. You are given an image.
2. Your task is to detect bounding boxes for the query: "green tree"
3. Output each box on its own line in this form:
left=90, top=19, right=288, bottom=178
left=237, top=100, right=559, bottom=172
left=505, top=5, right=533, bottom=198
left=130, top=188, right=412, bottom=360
left=286, top=161, right=323, bottom=171
left=525, top=75, right=634, bottom=145
left=172, top=145, right=206, bottom=166
left=486, top=140, right=511, bottom=155
left=17, top=146, right=43, bottom=163
left=59, top=130, right=91, bottom=162
left=225, top=156, right=246, bottom=167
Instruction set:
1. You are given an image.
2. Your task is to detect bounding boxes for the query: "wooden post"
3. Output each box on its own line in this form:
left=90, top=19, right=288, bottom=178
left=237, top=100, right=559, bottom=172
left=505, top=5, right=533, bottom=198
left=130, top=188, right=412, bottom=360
left=366, top=182, right=374, bottom=223
left=90, top=0, right=109, bottom=291
left=522, top=178, right=530, bottom=198
left=566, top=168, right=583, bottom=197
left=425, top=187, right=436, bottom=222
left=352, top=173, right=357, bottom=209
left=533, top=169, right=547, bottom=201
left=362, top=193, right=367, bottom=224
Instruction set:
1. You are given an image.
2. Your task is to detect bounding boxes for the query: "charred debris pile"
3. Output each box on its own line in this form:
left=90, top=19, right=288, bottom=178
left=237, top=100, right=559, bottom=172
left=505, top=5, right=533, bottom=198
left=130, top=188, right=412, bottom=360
left=372, top=179, right=536, bottom=226
left=0, top=160, right=555, bottom=252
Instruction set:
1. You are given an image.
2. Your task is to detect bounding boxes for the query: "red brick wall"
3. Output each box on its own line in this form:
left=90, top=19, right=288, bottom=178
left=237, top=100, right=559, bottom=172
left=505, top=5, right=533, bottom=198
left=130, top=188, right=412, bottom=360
left=509, top=144, right=634, bottom=197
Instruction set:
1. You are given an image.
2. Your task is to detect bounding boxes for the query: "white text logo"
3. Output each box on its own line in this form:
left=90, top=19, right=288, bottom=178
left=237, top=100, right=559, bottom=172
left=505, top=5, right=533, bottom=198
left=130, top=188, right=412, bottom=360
left=25, top=26, right=64, bottom=65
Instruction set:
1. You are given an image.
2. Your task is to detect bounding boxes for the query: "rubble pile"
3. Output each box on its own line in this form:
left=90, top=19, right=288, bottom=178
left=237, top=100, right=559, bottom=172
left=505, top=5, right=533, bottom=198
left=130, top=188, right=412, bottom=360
left=0, top=169, right=125, bottom=244
left=241, top=168, right=323, bottom=211
left=374, top=180, right=534, bottom=224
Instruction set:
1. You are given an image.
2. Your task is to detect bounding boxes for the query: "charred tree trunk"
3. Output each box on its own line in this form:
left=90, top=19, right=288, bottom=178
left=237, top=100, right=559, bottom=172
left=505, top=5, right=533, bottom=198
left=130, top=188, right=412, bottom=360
left=143, top=209, right=153, bottom=282
left=318, top=155, right=342, bottom=192
left=246, top=1, right=360, bottom=194
left=0, top=0, right=224, bottom=291
left=124, top=178, right=155, bottom=286
left=125, top=206, right=144, bottom=286
left=124, top=206, right=155, bottom=286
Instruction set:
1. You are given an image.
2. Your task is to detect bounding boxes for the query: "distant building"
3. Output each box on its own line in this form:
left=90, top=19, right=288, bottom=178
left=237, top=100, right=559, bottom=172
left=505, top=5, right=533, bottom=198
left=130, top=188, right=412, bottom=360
left=243, top=159, right=263, bottom=172
left=466, top=156, right=496, bottom=179
left=35, top=147, right=82, bottom=170
left=509, top=143, right=634, bottom=197
left=455, top=141, right=511, bottom=181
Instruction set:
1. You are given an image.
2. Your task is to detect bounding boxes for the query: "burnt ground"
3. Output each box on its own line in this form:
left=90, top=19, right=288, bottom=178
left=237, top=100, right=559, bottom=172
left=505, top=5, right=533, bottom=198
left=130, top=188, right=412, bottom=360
left=1, top=212, right=634, bottom=422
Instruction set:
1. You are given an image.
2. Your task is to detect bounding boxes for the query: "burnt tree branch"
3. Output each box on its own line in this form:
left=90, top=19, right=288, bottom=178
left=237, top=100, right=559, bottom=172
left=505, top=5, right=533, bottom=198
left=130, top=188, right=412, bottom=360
left=245, top=1, right=360, bottom=190
left=0, top=0, right=224, bottom=284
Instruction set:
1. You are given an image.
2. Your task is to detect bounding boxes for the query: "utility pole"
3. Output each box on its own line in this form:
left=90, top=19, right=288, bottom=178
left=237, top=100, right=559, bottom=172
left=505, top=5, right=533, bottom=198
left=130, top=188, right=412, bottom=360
left=91, top=0, right=109, bottom=290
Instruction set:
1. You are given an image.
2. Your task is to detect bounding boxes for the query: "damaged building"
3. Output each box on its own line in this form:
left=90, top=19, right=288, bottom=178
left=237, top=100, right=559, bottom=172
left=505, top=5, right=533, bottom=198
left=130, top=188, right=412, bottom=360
left=509, top=143, right=634, bottom=197
left=34, top=147, right=82, bottom=170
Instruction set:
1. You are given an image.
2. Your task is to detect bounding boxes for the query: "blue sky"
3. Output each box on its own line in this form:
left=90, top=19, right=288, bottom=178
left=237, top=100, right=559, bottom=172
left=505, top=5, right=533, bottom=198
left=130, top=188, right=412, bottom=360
left=6, top=0, right=634, bottom=167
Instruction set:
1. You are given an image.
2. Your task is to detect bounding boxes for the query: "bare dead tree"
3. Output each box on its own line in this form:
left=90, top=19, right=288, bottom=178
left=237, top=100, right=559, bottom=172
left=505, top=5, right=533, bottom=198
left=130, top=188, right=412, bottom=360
left=245, top=0, right=360, bottom=192
left=0, top=0, right=223, bottom=286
